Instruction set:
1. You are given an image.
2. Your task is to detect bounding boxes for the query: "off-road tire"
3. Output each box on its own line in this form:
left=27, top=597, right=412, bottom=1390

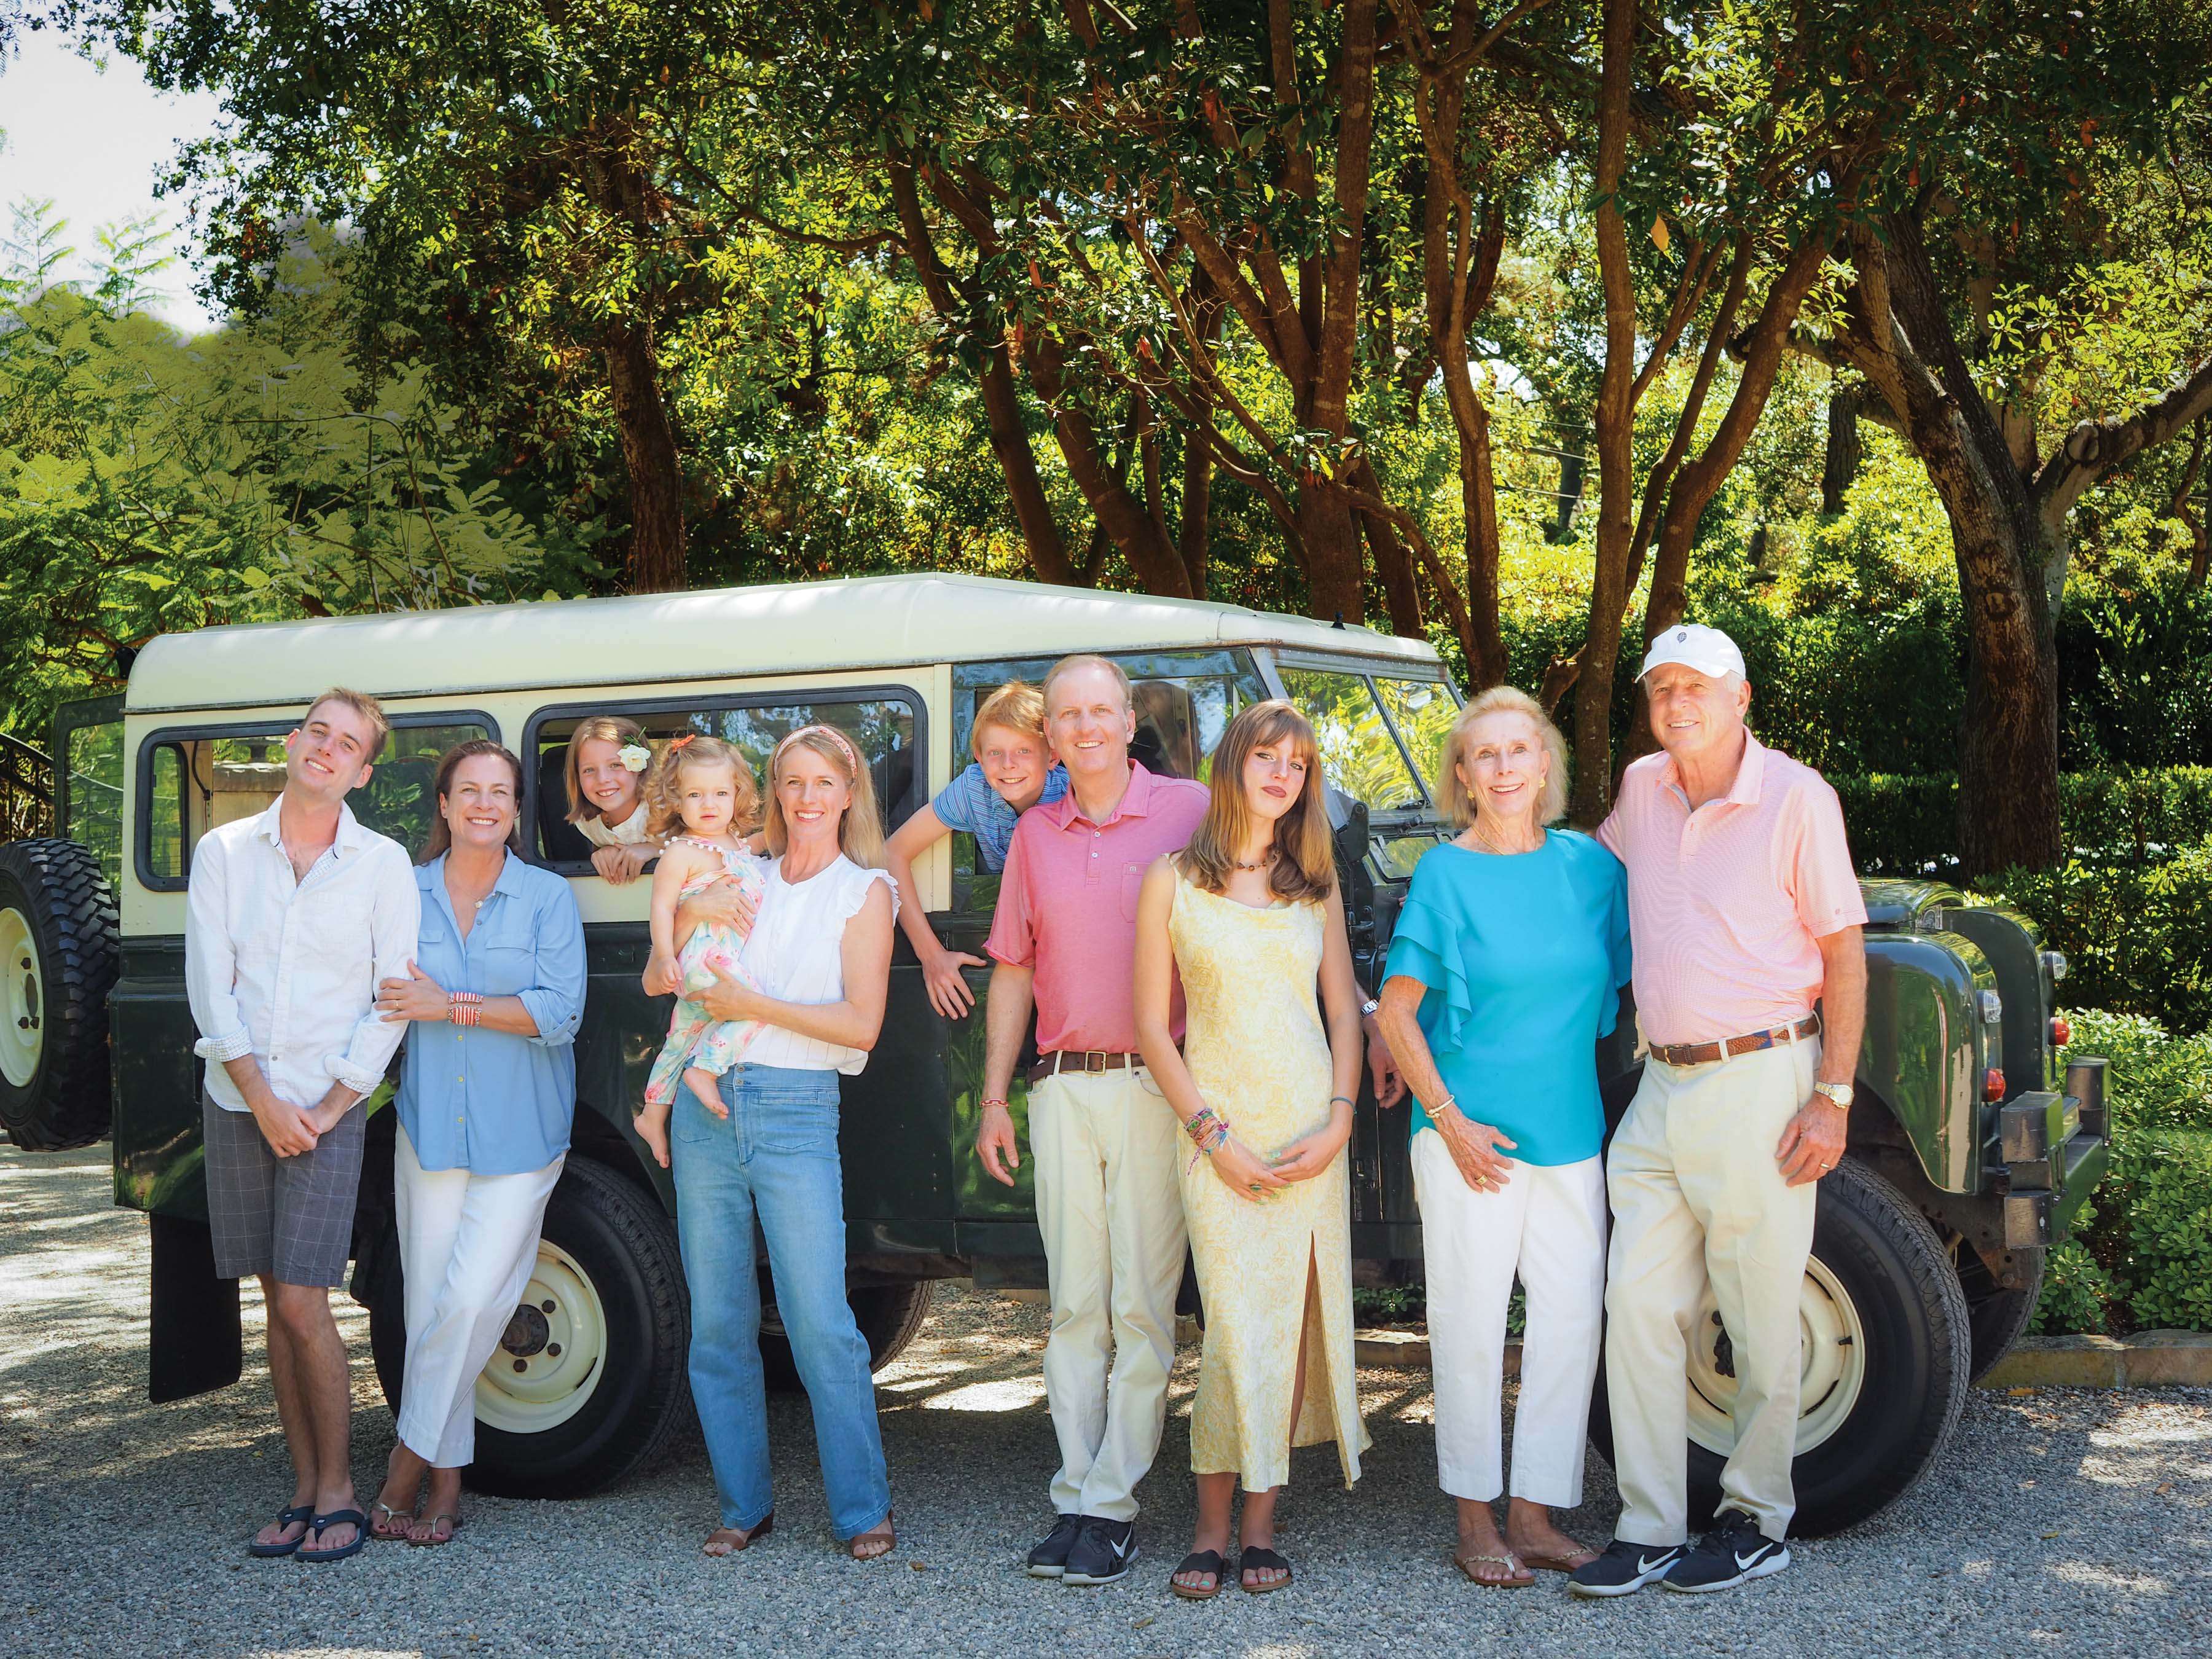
left=761, top=1280, right=936, bottom=1393
left=1590, top=1157, right=1974, bottom=1538
left=1957, top=1244, right=2047, bottom=1383
left=0, top=838, right=120, bottom=1151
left=368, top=1158, right=690, bottom=1499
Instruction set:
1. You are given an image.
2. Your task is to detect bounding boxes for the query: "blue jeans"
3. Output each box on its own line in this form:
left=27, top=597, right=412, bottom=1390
left=670, top=1064, right=891, bottom=1539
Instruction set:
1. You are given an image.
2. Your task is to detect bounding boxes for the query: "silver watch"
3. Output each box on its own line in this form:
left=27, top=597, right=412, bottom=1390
left=1811, top=1081, right=1854, bottom=1110
left=1360, top=998, right=1381, bottom=1018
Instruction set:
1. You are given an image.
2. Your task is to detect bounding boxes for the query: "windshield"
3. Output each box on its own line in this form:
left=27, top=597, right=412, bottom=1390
left=1373, top=677, right=1459, bottom=796
left=1276, top=667, right=1426, bottom=814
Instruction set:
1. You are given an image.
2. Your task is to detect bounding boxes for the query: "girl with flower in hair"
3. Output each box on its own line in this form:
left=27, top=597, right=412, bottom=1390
left=637, top=734, right=771, bottom=1167
left=564, top=715, right=663, bottom=883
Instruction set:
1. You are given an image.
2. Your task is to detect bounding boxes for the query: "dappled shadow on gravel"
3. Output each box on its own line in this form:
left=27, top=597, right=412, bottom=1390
left=2, top=1142, right=2207, bottom=1657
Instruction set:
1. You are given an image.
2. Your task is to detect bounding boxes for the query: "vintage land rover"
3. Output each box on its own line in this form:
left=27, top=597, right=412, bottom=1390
left=0, top=573, right=2107, bottom=1537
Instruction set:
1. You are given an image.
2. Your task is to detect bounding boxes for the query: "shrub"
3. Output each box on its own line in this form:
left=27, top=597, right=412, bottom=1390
left=1982, top=845, right=2212, bottom=1034
left=2124, top=1132, right=2212, bottom=1330
left=2028, top=1241, right=2118, bottom=1336
left=1832, top=769, right=2212, bottom=876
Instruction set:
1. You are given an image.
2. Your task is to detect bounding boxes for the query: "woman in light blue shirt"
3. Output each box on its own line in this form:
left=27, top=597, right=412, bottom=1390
left=366, top=740, right=586, bottom=1548
left=1375, top=688, right=1630, bottom=1589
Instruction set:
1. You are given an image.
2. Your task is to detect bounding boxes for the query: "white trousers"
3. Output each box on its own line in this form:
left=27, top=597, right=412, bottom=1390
left=1604, top=1040, right=1819, bottom=1545
left=394, top=1129, right=564, bottom=1469
left=1029, top=1067, right=1188, bottom=1523
left=1413, top=1130, right=1606, bottom=1507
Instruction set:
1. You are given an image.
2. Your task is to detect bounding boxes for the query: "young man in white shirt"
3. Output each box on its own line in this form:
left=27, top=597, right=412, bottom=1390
left=185, top=689, right=420, bottom=1563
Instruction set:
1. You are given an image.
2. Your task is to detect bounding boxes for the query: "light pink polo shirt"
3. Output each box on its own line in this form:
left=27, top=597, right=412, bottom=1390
left=1597, top=731, right=1866, bottom=1049
left=986, top=761, right=1210, bottom=1056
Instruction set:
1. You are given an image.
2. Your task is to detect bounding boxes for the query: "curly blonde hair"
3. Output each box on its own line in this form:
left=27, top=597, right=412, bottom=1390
left=645, top=733, right=761, bottom=839
left=1434, top=687, right=1569, bottom=828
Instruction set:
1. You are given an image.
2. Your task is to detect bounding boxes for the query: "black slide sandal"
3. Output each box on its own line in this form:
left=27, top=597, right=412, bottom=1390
left=1239, top=1545, right=1294, bottom=1593
left=1170, top=1550, right=1227, bottom=1600
left=246, top=1505, right=315, bottom=1558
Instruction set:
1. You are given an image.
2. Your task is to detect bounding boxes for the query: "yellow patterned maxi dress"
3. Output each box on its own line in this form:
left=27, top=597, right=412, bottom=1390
left=1167, top=869, right=1368, bottom=1491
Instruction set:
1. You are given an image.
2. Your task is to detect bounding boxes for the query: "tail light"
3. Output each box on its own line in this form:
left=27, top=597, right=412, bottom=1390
left=1983, top=1067, right=2007, bottom=1102
left=2050, top=1015, right=2072, bottom=1047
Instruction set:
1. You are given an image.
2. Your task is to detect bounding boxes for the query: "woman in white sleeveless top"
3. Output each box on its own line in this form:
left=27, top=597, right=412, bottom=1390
left=671, top=724, right=898, bottom=1562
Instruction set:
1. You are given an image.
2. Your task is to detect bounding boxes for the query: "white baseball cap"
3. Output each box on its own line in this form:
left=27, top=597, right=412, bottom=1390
left=1639, top=622, right=1746, bottom=682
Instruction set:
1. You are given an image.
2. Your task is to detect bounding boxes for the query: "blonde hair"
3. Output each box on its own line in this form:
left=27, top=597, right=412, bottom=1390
left=1435, top=687, right=1569, bottom=828
left=302, top=688, right=390, bottom=756
left=1177, top=700, right=1335, bottom=903
left=971, top=681, right=1048, bottom=756
left=764, top=724, right=884, bottom=868
left=645, top=734, right=761, bottom=839
left=1041, top=653, right=1132, bottom=713
left=563, top=714, right=647, bottom=824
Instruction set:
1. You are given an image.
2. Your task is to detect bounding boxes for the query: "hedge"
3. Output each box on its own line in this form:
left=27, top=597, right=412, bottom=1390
left=1834, top=767, right=2212, bottom=875
left=2033, top=1011, right=2212, bottom=1335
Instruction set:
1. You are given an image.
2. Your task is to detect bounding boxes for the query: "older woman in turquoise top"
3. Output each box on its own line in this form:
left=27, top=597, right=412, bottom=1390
left=367, top=741, right=586, bottom=1548
left=1376, top=688, right=1630, bottom=1590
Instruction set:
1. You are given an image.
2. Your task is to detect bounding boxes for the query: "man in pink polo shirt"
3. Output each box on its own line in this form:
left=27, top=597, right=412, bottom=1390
left=1568, top=624, right=1868, bottom=1601
left=977, top=653, right=1210, bottom=1588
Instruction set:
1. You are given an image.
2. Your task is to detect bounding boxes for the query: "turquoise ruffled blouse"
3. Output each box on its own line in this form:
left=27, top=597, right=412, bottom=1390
left=1382, top=829, right=1632, bottom=1167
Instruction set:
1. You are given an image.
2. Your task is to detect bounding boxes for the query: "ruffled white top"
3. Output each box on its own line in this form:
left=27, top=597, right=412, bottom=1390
left=737, top=854, right=898, bottom=1075
left=576, top=799, right=651, bottom=848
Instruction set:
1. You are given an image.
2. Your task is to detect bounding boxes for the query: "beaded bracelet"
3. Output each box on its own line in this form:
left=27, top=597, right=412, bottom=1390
left=979, top=1097, right=1010, bottom=1113
left=1183, top=1107, right=1226, bottom=1147
left=449, top=990, right=482, bottom=1028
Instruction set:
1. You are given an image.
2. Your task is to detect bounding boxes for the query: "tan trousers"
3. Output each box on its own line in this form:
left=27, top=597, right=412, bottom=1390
left=1603, top=1039, right=1818, bottom=1545
left=1029, top=1066, right=1188, bottom=1523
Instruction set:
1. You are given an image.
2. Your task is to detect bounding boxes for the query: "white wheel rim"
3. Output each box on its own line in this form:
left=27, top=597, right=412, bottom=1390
left=0, top=905, right=42, bottom=1089
left=473, top=1240, right=606, bottom=1435
left=1684, top=1256, right=1867, bottom=1457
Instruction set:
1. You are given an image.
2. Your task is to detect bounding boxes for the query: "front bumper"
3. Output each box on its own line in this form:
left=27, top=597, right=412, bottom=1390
left=1990, top=1058, right=2110, bottom=1249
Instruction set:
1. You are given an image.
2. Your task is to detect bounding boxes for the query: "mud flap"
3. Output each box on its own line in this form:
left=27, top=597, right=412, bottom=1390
left=149, top=1213, right=242, bottom=1403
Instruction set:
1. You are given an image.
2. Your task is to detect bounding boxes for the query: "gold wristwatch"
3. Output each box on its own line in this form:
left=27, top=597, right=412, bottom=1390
left=1811, top=1081, right=1854, bottom=1111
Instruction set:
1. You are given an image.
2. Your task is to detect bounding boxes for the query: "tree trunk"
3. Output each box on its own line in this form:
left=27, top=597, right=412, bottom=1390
left=603, top=320, right=688, bottom=593
left=1955, top=517, right=2064, bottom=876
left=1029, top=341, right=1193, bottom=598
left=1569, top=0, right=1641, bottom=828
left=1363, top=510, right=1424, bottom=638
left=1822, top=385, right=1864, bottom=515
left=885, top=155, right=1075, bottom=587
left=1299, top=485, right=1367, bottom=624
left=1179, top=430, right=1212, bottom=597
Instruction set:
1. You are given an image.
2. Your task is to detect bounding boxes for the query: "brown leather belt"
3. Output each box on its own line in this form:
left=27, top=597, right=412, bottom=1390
left=1027, top=1050, right=1139, bottom=1084
left=1649, top=1013, right=1821, bottom=1068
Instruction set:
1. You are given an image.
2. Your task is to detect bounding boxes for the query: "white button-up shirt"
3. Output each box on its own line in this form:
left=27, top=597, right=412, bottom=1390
left=186, top=799, right=422, bottom=1112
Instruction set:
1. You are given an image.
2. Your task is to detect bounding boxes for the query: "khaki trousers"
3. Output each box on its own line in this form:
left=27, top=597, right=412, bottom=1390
left=1603, top=1039, right=1818, bottom=1545
left=1029, top=1066, right=1188, bottom=1523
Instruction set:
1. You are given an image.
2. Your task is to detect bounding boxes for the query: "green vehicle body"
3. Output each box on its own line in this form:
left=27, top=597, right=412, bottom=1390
left=18, top=574, right=2104, bottom=1529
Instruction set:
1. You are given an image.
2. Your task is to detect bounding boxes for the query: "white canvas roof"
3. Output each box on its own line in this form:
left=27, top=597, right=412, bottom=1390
left=124, top=572, right=1442, bottom=713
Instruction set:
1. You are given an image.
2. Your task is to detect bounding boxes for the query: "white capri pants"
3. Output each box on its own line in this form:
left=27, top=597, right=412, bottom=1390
left=1413, top=1128, right=1607, bottom=1507
left=395, top=1128, right=564, bottom=1468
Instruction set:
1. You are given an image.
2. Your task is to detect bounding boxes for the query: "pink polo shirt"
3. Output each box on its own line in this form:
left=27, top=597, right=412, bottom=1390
left=1598, top=731, right=1866, bottom=1049
left=986, top=761, right=1210, bottom=1056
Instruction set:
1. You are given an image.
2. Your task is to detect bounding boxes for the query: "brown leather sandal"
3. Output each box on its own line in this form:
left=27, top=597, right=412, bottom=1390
left=703, top=1514, right=774, bottom=1556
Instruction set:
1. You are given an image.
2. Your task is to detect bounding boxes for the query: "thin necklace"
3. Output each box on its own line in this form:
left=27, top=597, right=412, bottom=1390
left=1232, top=845, right=1276, bottom=873
left=1470, top=818, right=1541, bottom=857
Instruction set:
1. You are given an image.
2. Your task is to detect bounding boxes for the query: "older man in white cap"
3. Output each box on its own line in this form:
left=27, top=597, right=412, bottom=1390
left=1567, top=623, right=1867, bottom=1600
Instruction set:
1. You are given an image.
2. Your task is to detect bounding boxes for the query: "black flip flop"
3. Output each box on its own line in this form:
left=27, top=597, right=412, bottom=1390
left=1239, top=1545, right=1294, bottom=1594
left=246, top=1505, right=315, bottom=1558
left=1169, top=1549, right=1228, bottom=1600
left=296, top=1508, right=369, bottom=1563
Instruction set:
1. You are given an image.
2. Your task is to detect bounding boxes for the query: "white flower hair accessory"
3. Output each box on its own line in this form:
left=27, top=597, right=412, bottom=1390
left=618, top=743, right=651, bottom=773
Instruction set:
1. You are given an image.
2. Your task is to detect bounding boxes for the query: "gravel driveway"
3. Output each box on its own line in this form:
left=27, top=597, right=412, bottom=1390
left=4, top=1142, right=2208, bottom=1657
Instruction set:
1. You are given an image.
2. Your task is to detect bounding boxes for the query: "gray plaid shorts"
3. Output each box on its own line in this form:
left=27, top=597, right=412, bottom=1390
left=202, top=1092, right=368, bottom=1288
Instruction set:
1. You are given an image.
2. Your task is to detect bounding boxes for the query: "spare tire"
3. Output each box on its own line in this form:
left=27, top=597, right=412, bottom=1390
left=0, top=837, right=120, bottom=1150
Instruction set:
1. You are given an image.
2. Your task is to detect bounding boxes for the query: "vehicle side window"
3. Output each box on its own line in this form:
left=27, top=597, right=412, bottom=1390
left=947, top=649, right=1265, bottom=912
left=1373, top=677, right=1459, bottom=796
left=529, top=691, right=922, bottom=869
left=136, top=717, right=494, bottom=887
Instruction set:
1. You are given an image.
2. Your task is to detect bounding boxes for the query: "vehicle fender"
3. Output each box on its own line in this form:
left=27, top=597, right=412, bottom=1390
left=1859, top=931, right=1997, bottom=1195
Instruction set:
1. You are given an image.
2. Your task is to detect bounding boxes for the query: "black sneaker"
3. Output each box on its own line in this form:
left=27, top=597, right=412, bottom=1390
left=1024, top=1514, right=1084, bottom=1579
left=1060, top=1516, right=1139, bottom=1586
left=1565, top=1537, right=1687, bottom=1599
left=1662, top=1509, right=1789, bottom=1593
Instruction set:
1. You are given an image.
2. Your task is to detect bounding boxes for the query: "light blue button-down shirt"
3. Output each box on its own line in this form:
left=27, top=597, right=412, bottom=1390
left=396, top=852, right=586, bottom=1175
